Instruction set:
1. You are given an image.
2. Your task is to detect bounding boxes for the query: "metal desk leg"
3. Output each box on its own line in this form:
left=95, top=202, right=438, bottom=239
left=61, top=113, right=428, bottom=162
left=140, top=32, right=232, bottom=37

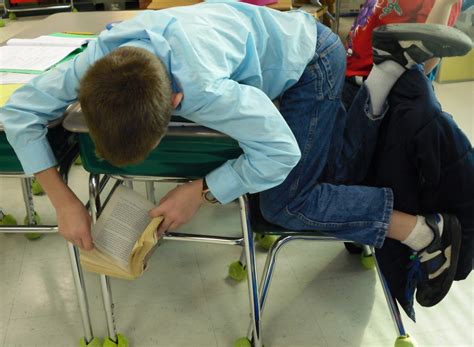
left=68, top=242, right=101, bottom=346
left=239, top=196, right=262, bottom=347
left=89, top=174, right=118, bottom=343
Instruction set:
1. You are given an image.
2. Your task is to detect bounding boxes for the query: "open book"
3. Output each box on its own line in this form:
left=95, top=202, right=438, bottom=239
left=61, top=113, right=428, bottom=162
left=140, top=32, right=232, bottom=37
left=80, top=185, right=163, bottom=280
left=0, top=34, right=96, bottom=75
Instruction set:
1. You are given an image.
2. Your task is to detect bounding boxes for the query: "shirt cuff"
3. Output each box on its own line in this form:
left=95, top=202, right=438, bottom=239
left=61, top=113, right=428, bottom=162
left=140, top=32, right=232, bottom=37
left=205, top=161, right=247, bottom=205
left=15, top=137, right=58, bottom=175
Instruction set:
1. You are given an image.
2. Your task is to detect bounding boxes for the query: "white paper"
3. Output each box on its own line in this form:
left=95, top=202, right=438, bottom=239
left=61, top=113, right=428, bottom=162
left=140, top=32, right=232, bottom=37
left=92, top=186, right=155, bottom=269
left=7, top=35, right=95, bottom=48
left=0, top=45, right=77, bottom=72
left=0, top=72, right=37, bottom=84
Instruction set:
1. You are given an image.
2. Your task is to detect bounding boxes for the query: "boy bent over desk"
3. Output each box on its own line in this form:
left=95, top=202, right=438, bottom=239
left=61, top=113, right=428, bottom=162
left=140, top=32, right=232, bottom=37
left=0, top=3, right=471, bottom=308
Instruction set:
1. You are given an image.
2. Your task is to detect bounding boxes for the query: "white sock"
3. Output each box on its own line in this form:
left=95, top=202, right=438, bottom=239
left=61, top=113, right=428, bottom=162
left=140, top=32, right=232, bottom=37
left=364, top=60, right=406, bottom=115
left=402, top=214, right=444, bottom=251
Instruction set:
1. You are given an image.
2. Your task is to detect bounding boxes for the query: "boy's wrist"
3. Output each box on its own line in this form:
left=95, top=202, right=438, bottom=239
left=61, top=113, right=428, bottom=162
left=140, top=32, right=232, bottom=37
left=201, top=177, right=218, bottom=204
left=35, top=167, right=78, bottom=209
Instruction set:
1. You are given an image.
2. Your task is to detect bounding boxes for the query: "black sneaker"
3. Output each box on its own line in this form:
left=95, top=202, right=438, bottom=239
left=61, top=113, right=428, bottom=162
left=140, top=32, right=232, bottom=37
left=372, top=23, right=472, bottom=68
left=406, top=214, right=462, bottom=307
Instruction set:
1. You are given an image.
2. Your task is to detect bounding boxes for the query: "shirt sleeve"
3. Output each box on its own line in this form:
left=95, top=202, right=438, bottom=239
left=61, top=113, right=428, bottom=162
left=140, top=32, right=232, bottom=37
left=0, top=42, right=103, bottom=174
left=187, top=78, right=301, bottom=204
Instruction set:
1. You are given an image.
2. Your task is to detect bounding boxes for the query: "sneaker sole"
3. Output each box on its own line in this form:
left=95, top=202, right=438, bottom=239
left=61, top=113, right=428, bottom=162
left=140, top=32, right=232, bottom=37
left=374, top=23, right=472, bottom=59
left=416, top=215, right=462, bottom=307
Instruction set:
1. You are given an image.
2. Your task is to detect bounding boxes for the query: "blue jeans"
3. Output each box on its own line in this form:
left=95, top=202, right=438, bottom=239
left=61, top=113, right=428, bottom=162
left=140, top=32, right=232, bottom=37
left=260, top=22, right=393, bottom=248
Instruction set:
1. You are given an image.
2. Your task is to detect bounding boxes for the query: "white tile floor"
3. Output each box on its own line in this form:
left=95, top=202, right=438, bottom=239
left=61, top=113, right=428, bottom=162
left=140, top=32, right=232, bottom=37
left=1, top=14, right=473, bottom=347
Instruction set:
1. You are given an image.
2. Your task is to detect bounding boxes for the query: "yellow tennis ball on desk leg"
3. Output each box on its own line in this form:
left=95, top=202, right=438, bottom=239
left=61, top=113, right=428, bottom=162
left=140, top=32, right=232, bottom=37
left=228, top=261, right=247, bottom=281
left=74, top=156, right=82, bottom=165
left=0, top=19, right=5, bottom=28
left=395, top=334, right=416, bottom=347
left=234, top=337, right=252, bottom=347
left=103, top=334, right=129, bottom=347
left=255, top=234, right=277, bottom=250
left=23, top=211, right=41, bottom=225
left=0, top=212, right=18, bottom=225
left=360, top=252, right=376, bottom=270
left=8, top=13, right=17, bottom=20
left=32, top=178, right=45, bottom=195
left=79, top=337, right=102, bottom=347
left=24, top=212, right=42, bottom=240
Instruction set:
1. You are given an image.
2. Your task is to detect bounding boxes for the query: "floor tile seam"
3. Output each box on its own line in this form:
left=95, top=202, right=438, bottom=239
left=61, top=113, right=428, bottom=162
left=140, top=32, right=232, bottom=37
left=8, top=306, right=83, bottom=322
left=192, top=243, right=236, bottom=347
left=192, top=243, right=219, bottom=321
left=3, top=241, right=28, bottom=347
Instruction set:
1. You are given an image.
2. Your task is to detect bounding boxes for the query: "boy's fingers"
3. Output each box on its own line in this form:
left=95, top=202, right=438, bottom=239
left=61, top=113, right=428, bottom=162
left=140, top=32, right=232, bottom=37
left=157, top=218, right=171, bottom=235
left=82, top=237, right=94, bottom=251
left=75, top=239, right=84, bottom=250
left=155, top=228, right=166, bottom=240
left=168, top=221, right=180, bottom=231
left=149, top=205, right=165, bottom=218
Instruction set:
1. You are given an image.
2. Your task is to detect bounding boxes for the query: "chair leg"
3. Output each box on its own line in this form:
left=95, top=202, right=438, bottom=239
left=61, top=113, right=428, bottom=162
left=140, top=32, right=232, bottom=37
left=245, top=235, right=293, bottom=341
left=362, top=245, right=372, bottom=256
left=229, top=234, right=277, bottom=282
left=371, top=246, right=414, bottom=345
left=239, top=196, right=263, bottom=347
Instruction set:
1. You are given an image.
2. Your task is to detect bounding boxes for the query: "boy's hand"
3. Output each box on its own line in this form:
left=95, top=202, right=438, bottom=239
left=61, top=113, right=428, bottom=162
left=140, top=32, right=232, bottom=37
left=56, top=198, right=94, bottom=250
left=149, top=179, right=204, bottom=235
left=35, top=167, right=94, bottom=250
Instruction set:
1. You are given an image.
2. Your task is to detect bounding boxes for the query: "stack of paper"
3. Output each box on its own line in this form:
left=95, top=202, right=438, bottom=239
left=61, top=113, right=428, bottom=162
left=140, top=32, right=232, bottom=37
left=0, top=34, right=96, bottom=85
left=6, top=35, right=95, bottom=48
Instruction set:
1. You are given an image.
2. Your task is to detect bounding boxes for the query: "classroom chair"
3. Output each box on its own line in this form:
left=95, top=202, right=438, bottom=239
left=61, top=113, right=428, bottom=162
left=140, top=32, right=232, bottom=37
left=233, top=194, right=416, bottom=347
left=0, top=119, right=103, bottom=347
left=63, top=103, right=266, bottom=347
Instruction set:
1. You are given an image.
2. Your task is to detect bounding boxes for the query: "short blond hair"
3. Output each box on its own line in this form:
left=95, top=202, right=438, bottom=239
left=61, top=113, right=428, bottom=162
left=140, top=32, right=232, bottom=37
left=79, top=46, right=172, bottom=167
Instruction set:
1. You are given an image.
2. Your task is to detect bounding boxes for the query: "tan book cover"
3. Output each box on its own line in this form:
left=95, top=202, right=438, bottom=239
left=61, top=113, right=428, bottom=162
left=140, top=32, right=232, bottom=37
left=80, top=186, right=163, bottom=280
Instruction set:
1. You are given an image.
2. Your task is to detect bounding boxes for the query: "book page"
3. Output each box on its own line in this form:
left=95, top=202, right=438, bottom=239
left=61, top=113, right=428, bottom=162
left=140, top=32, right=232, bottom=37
left=7, top=36, right=95, bottom=48
left=80, top=216, right=163, bottom=280
left=0, top=46, right=78, bottom=72
left=92, top=186, right=155, bottom=269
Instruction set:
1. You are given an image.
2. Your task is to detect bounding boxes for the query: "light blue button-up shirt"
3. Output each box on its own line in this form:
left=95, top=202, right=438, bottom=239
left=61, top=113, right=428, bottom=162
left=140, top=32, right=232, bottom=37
left=0, top=3, right=317, bottom=204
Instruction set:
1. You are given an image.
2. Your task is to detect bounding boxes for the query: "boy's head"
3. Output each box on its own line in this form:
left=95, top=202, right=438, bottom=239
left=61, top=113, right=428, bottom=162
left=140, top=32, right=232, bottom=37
left=79, top=46, right=173, bottom=167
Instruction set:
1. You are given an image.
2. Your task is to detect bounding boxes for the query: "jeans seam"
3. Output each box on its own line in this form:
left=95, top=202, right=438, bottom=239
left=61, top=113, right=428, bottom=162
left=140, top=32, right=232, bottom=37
left=315, top=27, right=332, bottom=52
left=318, top=40, right=344, bottom=100
left=374, top=187, right=394, bottom=248
left=314, top=62, right=324, bottom=100
left=318, top=38, right=343, bottom=59
left=289, top=115, right=319, bottom=194
left=321, top=56, right=335, bottom=99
